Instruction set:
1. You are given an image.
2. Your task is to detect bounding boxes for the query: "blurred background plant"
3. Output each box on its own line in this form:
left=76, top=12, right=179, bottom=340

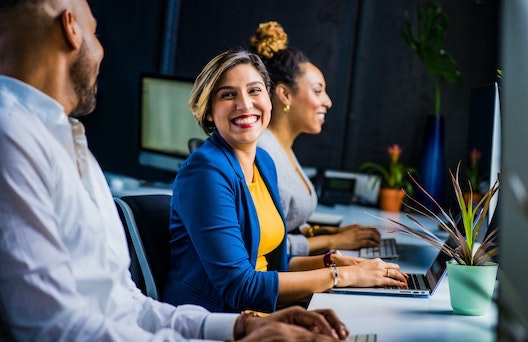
left=359, top=144, right=417, bottom=194
left=466, top=148, right=484, bottom=192
left=401, top=1, right=462, bottom=116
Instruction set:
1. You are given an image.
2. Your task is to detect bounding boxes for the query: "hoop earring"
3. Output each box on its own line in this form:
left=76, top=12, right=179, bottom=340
left=206, top=116, right=215, bottom=129
left=283, top=104, right=291, bottom=113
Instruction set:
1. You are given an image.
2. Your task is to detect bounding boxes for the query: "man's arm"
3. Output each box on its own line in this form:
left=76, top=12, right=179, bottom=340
left=0, top=120, right=195, bottom=341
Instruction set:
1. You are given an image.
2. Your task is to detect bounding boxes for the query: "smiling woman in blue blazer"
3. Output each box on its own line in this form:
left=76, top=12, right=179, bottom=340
left=164, top=48, right=408, bottom=314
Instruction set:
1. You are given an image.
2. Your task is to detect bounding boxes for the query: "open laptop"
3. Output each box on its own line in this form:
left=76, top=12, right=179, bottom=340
left=331, top=237, right=454, bottom=297
left=307, top=211, right=399, bottom=259
left=307, top=212, right=343, bottom=226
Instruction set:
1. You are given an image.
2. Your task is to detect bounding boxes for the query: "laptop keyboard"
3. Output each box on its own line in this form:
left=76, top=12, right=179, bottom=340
left=347, top=333, right=377, bottom=342
left=359, top=238, right=398, bottom=259
left=404, top=273, right=428, bottom=290
left=382, top=273, right=428, bottom=291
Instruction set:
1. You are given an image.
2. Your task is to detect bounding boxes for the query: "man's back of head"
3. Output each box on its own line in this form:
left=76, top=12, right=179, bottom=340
left=0, top=0, right=71, bottom=92
left=0, top=0, right=103, bottom=116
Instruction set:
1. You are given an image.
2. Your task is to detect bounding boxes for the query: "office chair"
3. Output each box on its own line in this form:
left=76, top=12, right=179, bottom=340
left=187, top=138, right=204, bottom=153
left=114, top=194, right=171, bottom=301
left=115, top=199, right=147, bottom=294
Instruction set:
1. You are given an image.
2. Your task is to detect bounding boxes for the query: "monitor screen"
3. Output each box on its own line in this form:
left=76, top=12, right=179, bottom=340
left=488, top=83, right=501, bottom=225
left=498, top=0, right=528, bottom=339
left=139, top=74, right=208, bottom=173
left=466, top=82, right=501, bottom=226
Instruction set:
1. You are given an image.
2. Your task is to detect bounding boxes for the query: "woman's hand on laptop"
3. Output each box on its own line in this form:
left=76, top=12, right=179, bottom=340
left=331, top=254, right=366, bottom=266
left=326, top=224, right=381, bottom=250
left=336, top=258, right=409, bottom=288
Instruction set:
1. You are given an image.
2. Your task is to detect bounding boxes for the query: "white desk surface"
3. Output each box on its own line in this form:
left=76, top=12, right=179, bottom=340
left=308, top=204, right=498, bottom=342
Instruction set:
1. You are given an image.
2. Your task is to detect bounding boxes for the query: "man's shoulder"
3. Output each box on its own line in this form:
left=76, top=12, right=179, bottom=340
left=0, top=95, right=28, bottom=139
left=0, top=95, right=42, bottom=142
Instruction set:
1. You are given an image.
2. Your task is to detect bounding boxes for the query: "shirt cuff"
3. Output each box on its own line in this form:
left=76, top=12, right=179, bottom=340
left=202, top=313, right=238, bottom=341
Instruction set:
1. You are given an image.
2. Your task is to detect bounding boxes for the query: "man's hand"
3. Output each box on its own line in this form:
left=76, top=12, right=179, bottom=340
left=241, top=306, right=349, bottom=341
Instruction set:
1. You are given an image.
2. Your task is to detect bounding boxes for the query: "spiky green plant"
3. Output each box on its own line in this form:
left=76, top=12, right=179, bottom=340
left=379, top=163, right=499, bottom=266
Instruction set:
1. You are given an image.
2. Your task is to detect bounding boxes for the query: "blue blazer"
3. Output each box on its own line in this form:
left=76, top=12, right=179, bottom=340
left=164, top=131, right=289, bottom=313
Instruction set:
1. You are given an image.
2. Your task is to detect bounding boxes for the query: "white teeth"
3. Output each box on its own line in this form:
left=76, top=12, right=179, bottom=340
left=234, top=116, right=258, bottom=125
left=317, top=114, right=326, bottom=119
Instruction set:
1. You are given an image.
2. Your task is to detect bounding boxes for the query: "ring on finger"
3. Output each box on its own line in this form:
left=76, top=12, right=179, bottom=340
left=386, top=268, right=390, bottom=277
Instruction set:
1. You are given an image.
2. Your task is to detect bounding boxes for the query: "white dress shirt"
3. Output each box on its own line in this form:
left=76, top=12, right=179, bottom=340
left=0, top=75, right=237, bottom=341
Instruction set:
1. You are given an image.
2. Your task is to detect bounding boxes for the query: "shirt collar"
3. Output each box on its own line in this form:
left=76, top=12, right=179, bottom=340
left=0, top=75, right=68, bottom=128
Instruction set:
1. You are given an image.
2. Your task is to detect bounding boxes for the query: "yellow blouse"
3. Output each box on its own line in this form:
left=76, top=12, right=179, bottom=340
left=247, top=165, right=285, bottom=271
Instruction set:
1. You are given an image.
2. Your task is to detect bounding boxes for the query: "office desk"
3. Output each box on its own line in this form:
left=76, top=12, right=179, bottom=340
left=308, top=204, right=498, bottom=341
left=309, top=279, right=497, bottom=341
left=314, top=203, right=449, bottom=272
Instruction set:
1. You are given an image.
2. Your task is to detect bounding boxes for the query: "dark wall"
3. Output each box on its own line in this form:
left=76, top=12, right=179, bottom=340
left=342, top=0, right=499, bottom=171
left=85, top=0, right=169, bottom=181
left=172, top=0, right=361, bottom=170
left=85, top=0, right=499, bottom=197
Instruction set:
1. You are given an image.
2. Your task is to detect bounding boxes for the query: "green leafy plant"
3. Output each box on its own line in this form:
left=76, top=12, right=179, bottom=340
left=379, top=163, right=499, bottom=266
left=401, top=1, right=462, bottom=116
left=359, top=144, right=417, bottom=194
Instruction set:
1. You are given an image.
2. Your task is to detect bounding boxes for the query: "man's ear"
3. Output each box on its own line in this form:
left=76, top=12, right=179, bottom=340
left=60, top=10, right=81, bottom=50
left=275, top=83, right=291, bottom=105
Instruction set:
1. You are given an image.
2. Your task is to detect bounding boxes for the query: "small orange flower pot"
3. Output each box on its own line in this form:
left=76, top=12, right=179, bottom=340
left=379, top=188, right=405, bottom=212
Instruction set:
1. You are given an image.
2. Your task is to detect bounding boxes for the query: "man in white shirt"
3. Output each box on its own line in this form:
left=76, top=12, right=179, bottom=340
left=0, top=0, right=349, bottom=341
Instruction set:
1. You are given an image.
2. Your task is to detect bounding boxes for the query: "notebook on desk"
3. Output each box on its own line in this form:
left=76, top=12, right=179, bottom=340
left=306, top=212, right=344, bottom=226
left=331, top=238, right=453, bottom=297
left=358, top=238, right=399, bottom=259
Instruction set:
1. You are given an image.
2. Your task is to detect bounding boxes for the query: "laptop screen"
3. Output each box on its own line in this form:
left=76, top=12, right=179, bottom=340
left=425, top=246, right=453, bottom=292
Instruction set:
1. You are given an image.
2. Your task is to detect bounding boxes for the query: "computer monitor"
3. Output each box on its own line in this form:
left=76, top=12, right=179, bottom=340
left=488, top=83, right=501, bottom=226
left=139, top=73, right=208, bottom=173
left=466, top=82, right=501, bottom=226
left=498, top=0, right=528, bottom=339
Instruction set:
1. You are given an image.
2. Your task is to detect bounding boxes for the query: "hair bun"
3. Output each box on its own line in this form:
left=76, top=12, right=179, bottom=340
left=250, top=21, right=288, bottom=59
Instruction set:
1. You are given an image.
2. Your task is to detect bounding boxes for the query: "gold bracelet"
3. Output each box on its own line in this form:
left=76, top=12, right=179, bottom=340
left=307, top=225, right=320, bottom=237
left=231, top=310, right=266, bottom=341
left=324, top=249, right=337, bottom=267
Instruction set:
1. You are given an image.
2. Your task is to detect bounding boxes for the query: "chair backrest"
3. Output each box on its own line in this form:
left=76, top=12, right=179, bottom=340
left=188, top=138, right=204, bottom=153
left=115, top=198, right=147, bottom=294
left=114, top=194, right=171, bottom=300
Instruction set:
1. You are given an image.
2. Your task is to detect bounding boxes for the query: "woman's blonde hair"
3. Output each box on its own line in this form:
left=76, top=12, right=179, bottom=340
left=189, top=48, right=271, bottom=135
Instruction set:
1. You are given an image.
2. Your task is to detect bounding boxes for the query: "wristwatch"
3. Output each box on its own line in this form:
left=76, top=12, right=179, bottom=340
left=324, top=249, right=337, bottom=267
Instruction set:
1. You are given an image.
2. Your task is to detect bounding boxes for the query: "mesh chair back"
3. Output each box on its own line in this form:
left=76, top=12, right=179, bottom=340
left=114, top=194, right=171, bottom=300
left=188, top=138, right=204, bottom=153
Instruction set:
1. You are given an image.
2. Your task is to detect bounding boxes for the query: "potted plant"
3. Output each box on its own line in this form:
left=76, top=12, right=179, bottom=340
left=379, top=163, right=499, bottom=315
left=359, top=144, right=417, bottom=212
left=402, top=1, right=462, bottom=117
left=401, top=1, right=462, bottom=210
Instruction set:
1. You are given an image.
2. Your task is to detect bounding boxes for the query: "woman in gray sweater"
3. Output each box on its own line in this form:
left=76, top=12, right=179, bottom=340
left=254, top=21, right=381, bottom=256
